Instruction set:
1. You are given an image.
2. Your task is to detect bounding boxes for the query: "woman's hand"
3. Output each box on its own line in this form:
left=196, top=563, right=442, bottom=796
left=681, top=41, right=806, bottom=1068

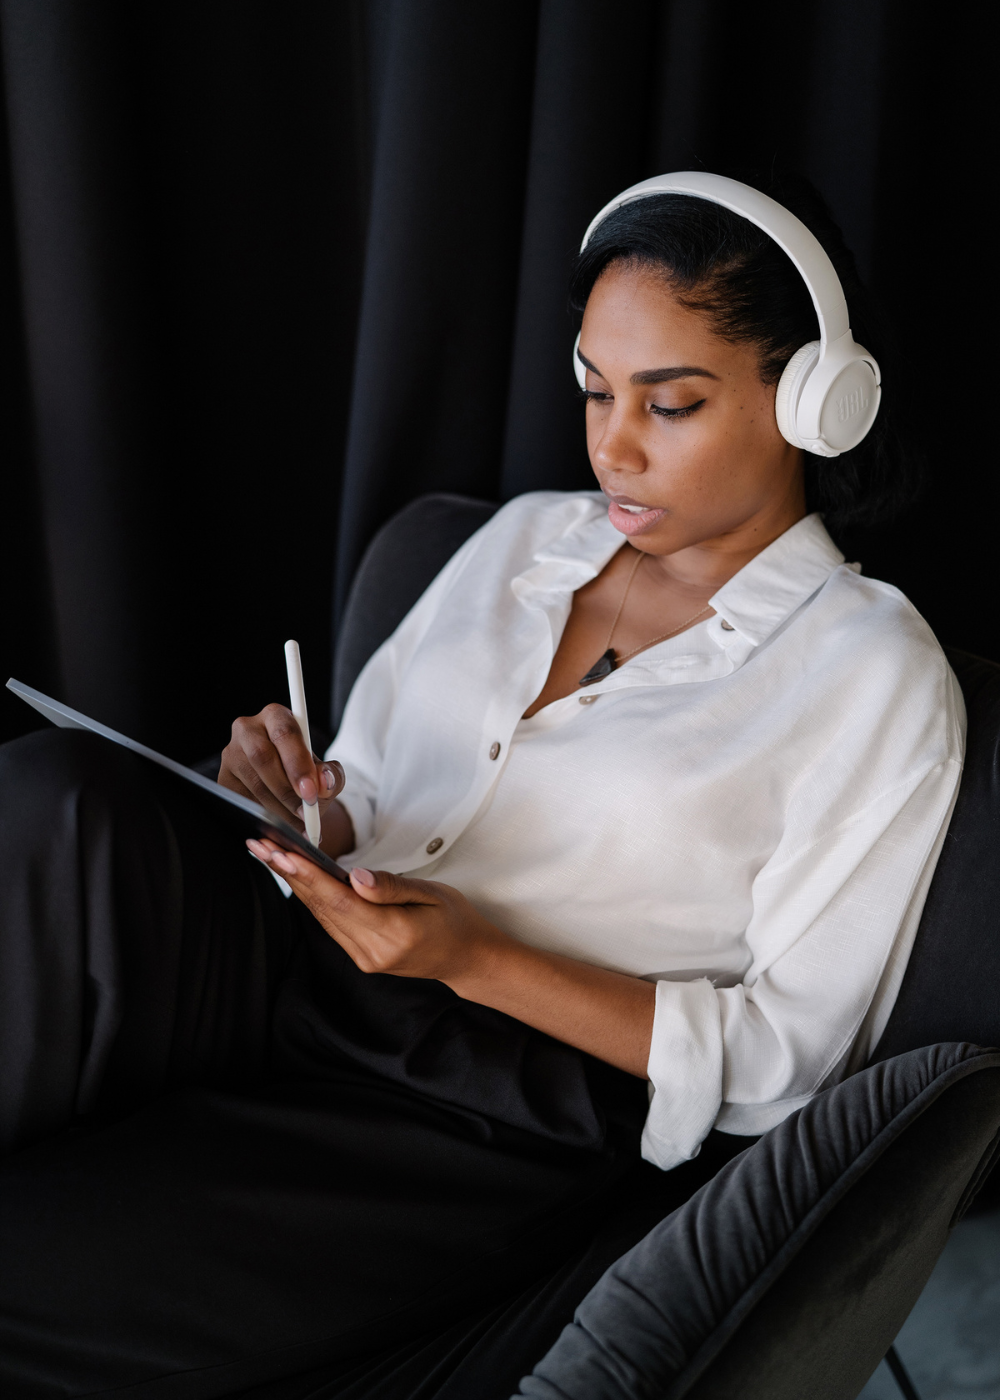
left=245, top=839, right=503, bottom=982
left=246, top=839, right=656, bottom=1078
left=219, top=706, right=354, bottom=856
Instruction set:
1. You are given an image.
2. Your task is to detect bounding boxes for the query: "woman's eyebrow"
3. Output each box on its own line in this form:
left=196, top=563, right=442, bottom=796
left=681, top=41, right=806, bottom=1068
left=630, top=365, right=720, bottom=385
left=575, top=349, right=718, bottom=385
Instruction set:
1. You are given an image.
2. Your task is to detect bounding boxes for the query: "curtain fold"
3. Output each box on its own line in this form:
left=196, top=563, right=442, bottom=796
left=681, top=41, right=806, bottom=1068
left=1, top=1, right=149, bottom=737
left=333, top=0, right=537, bottom=618
left=0, top=0, right=987, bottom=758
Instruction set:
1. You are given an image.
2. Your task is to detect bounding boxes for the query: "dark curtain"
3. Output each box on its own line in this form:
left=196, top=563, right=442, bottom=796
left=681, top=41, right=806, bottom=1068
left=0, top=0, right=988, bottom=761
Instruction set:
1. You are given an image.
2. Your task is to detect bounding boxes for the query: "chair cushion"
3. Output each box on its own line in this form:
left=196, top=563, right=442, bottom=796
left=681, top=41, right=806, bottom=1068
left=514, top=1043, right=1000, bottom=1400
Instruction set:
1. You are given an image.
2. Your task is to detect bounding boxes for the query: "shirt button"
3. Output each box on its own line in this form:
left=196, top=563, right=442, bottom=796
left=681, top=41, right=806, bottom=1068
left=720, top=619, right=735, bottom=631
left=426, top=837, right=444, bottom=854
left=579, top=694, right=599, bottom=705
left=489, top=741, right=501, bottom=760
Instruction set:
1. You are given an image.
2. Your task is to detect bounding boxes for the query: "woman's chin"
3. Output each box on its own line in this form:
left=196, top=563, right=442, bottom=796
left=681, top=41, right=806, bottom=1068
left=607, top=500, right=667, bottom=536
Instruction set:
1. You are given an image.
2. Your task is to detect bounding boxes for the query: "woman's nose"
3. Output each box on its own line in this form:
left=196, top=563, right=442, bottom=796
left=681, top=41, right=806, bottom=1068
left=591, top=410, right=646, bottom=477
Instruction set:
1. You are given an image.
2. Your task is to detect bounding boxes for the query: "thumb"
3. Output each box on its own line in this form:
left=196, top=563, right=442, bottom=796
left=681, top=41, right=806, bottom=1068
left=315, top=759, right=345, bottom=810
left=349, top=867, right=439, bottom=906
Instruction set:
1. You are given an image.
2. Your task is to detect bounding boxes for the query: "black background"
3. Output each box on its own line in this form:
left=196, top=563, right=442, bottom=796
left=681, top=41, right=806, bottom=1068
left=0, top=0, right=990, bottom=761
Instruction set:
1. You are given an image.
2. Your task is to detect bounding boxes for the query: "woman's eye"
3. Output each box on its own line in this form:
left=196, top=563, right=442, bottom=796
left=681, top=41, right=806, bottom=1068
left=576, top=390, right=706, bottom=418
left=650, top=398, right=706, bottom=419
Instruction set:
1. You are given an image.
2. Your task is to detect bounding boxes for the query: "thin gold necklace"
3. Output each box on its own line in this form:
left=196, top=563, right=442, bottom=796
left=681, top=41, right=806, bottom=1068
left=578, top=550, right=714, bottom=686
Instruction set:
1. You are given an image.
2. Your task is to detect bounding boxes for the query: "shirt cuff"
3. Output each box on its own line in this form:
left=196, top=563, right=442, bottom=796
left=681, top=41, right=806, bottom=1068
left=641, top=978, right=724, bottom=1170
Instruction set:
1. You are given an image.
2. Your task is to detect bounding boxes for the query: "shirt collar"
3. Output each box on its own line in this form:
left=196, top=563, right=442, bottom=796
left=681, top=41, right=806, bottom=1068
left=708, top=513, right=845, bottom=647
left=512, top=498, right=845, bottom=652
left=511, top=494, right=620, bottom=601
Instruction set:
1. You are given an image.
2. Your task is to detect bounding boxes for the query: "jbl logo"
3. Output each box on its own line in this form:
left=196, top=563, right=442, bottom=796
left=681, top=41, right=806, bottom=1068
left=836, top=387, right=869, bottom=422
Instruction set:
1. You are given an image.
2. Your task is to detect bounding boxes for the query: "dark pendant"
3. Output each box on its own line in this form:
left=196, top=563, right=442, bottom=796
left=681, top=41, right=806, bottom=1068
left=578, top=648, right=616, bottom=686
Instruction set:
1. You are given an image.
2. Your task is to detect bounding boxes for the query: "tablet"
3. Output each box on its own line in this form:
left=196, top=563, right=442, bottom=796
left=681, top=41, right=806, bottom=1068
left=5, top=678, right=352, bottom=883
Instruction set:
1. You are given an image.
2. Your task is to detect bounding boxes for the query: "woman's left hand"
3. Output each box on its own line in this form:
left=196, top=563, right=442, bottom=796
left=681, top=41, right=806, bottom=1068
left=247, top=838, right=656, bottom=1077
left=246, top=839, right=505, bottom=985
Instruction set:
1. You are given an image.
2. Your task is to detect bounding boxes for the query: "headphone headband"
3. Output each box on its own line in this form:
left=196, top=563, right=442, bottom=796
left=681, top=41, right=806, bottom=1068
left=576, top=171, right=881, bottom=458
left=581, top=172, right=849, bottom=350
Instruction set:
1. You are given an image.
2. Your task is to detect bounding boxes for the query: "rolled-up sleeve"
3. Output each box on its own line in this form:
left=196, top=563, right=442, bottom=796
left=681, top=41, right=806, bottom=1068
left=642, top=758, right=962, bottom=1169
left=643, top=979, right=723, bottom=1168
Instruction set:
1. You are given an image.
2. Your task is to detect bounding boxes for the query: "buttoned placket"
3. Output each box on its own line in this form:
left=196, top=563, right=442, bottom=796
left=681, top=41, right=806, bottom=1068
left=413, top=537, right=612, bottom=866
left=460, top=553, right=755, bottom=842
left=407, top=572, right=579, bottom=868
left=434, top=633, right=743, bottom=867
left=338, top=507, right=857, bottom=885
left=413, top=624, right=748, bottom=875
left=385, top=510, right=843, bottom=871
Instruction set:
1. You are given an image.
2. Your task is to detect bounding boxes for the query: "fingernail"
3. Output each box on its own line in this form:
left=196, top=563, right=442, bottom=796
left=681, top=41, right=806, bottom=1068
left=351, top=867, right=376, bottom=888
left=298, top=778, right=318, bottom=804
left=321, top=765, right=338, bottom=792
left=271, top=849, right=296, bottom=874
left=246, top=839, right=267, bottom=859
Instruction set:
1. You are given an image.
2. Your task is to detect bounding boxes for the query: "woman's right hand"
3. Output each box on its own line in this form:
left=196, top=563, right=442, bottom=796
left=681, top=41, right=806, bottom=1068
left=219, top=705, right=354, bottom=856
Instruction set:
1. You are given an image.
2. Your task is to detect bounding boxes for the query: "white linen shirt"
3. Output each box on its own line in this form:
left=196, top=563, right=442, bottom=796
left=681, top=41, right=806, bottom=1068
left=327, top=492, right=965, bottom=1170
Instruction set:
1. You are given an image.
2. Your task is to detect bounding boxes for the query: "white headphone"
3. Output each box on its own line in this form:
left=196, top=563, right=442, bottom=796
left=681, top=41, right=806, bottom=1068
left=574, top=172, right=881, bottom=458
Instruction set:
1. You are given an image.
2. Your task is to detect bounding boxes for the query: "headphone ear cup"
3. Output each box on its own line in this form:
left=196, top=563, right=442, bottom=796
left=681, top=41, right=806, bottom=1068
left=572, top=332, right=586, bottom=389
left=775, top=341, right=819, bottom=449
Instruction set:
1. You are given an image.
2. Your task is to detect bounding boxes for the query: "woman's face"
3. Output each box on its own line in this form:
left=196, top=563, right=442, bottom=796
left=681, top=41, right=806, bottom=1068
left=579, top=262, right=805, bottom=561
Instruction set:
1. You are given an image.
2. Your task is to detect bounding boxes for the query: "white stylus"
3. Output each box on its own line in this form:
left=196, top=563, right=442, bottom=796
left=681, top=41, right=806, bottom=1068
left=284, top=639, right=322, bottom=848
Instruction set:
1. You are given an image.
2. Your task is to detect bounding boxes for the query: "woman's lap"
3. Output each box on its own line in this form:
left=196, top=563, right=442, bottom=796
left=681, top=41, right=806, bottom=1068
left=0, top=731, right=647, bottom=1398
left=0, top=1074, right=633, bottom=1398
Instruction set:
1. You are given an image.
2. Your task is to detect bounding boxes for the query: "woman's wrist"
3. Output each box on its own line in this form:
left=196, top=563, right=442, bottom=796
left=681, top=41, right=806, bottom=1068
left=440, top=920, right=519, bottom=1001
left=319, top=798, right=356, bottom=858
left=441, top=930, right=563, bottom=1019
left=444, top=933, right=655, bottom=1078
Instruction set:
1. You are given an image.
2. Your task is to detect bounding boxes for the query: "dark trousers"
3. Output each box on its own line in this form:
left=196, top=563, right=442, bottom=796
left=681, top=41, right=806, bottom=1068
left=0, top=730, right=750, bottom=1400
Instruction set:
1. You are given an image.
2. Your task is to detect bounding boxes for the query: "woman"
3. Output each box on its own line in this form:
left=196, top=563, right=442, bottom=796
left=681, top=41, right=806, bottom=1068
left=0, top=175, right=962, bottom=1397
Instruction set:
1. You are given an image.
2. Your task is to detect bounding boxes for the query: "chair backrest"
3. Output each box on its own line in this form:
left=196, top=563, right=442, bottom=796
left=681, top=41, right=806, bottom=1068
left=331, top=493, right=499, bottom=730
left=872, top=648, right=1000, bottom=1060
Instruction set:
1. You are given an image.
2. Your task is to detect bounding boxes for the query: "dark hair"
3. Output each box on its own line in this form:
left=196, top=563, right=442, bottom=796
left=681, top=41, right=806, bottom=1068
left=568, top=173, right=920, bottom=531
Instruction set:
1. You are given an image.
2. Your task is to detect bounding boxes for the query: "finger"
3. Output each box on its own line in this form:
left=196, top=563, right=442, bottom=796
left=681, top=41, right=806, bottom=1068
left=219, top=770, right=258, bottom=804
left=248, top=842, right=436, bottom=979
left=226, top=714, right=303, bottom=820
left=288, top=760, right=344, bottom=825
left=249, top=840, right=362, bottom=917
left=261, top=704, right=322, bottom=807
left=247, top=840, right=379, bottom=962
left=348, top=868, right=440, bottom=907
left=314, top=759, right=345, bottom=812
left=222, top=754, right=302, bottom=829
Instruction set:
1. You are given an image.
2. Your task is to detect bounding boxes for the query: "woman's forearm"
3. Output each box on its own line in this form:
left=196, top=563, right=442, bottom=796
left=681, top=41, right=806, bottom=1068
left=443, top=936, right=656, bottom=1079
left=244, top=845, right=654, bottom=1078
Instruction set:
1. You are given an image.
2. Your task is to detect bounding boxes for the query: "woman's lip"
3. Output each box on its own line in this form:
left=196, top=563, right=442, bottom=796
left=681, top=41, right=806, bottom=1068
left=607, top=499, right=666, bottom=536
